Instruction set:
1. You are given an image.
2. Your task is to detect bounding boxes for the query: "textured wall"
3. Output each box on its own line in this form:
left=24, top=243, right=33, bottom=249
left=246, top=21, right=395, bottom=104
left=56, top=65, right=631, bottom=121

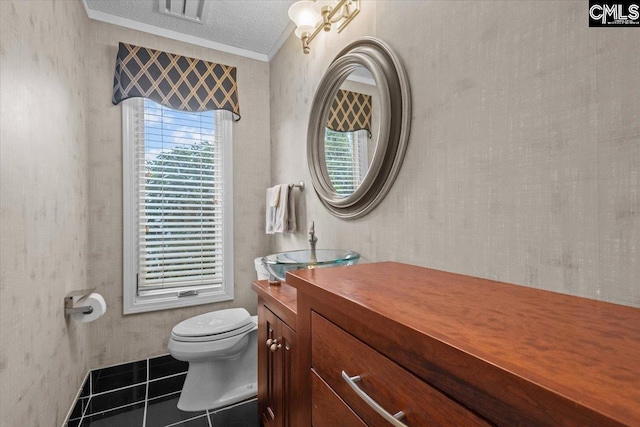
left=0, top=1, right=91, bottom=425
left=85, top=21, right=271, bottom=368
left=270, top=1, right=640, bottom=307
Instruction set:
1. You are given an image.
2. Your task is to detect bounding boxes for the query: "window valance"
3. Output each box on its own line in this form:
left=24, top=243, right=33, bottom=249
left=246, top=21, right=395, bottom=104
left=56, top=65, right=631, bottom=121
left=326, top=89, right=371, bottom=136
left=112, top=42, right=240, bottom=120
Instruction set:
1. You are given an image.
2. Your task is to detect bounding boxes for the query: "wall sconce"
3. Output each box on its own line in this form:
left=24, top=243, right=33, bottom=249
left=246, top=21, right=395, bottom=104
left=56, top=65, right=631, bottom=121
left=288, top=0, right=360, bottom=54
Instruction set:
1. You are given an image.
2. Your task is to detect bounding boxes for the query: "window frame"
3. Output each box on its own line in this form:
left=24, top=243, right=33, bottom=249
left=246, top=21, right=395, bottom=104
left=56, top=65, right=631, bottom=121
left=122, top=99, right=234, bottom=314
left=324, top=128, right=370, bottom=196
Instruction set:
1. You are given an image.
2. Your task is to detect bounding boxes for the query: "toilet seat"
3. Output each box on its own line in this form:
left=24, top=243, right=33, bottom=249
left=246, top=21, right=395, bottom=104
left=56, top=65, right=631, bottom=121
left=171, top=308, right=255, bottom=343
left=171, top=322, right=256, bottom=343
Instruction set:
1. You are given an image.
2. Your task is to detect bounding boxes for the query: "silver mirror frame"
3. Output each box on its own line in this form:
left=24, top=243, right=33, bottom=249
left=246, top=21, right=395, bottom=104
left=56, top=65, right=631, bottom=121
left=307, top=37, right=411, bottom=219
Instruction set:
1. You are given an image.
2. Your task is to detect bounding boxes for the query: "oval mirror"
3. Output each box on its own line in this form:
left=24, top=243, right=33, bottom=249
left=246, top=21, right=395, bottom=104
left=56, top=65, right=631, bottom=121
left=308, top=37, right=411, bottom=219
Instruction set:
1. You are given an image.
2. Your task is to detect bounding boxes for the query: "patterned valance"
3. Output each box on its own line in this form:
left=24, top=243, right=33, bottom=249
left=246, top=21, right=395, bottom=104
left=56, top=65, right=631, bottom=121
left=112, top=43, right=240, bottom=120
left=327, top=89, right=372, bottom=136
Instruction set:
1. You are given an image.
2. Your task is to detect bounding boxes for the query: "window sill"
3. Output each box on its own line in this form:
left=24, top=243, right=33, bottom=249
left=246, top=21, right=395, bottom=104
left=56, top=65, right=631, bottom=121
left=123, top=290, right=233, bottom=315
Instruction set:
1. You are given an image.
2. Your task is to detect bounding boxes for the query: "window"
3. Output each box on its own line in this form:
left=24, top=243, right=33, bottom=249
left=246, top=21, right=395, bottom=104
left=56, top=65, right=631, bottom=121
left=324, top=128, right=369, bottom=196
left=122, top=99, right=233, bottom=314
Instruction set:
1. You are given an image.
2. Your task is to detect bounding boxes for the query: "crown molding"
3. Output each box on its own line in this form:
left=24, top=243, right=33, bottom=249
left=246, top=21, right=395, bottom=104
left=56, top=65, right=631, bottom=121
left=81, top=0, right=272, bottom=62
left=267, top=21, right=296, bottom=62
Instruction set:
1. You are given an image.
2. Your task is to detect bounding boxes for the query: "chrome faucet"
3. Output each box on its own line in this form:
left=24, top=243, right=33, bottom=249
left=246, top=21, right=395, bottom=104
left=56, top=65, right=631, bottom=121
left=309, top=221, right=318, bottom=264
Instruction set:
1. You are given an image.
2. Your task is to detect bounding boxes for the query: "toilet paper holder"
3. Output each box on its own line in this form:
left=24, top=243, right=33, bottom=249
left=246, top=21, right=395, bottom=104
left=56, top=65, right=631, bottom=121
left=65, top=288, right=96, bottom=315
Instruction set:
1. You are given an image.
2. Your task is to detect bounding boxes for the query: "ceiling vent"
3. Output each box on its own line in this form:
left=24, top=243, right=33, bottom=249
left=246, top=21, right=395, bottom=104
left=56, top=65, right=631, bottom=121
left=159, top=0, right=207, bottom=24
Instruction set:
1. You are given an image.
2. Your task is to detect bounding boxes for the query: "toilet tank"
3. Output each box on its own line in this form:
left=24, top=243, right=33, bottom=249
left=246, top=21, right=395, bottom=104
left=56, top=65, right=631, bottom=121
left=254, top=257, right=270, bottom=280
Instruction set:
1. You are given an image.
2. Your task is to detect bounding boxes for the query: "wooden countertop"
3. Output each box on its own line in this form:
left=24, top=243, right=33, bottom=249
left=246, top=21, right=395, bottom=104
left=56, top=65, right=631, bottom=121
left=286, top=262, right=640, bottom=426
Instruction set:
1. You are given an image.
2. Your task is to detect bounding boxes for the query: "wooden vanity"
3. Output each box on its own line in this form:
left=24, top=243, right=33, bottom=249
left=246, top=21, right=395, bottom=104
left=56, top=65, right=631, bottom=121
left=253, top=279, right=299, bottom=427
left=252, top=262, right=640, bottom=427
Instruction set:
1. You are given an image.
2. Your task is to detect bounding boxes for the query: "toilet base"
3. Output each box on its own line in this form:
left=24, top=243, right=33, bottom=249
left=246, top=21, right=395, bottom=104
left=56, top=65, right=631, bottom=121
left=177, top=358, right=258, bottom=412
left=175, top=329, right=258, bottom=412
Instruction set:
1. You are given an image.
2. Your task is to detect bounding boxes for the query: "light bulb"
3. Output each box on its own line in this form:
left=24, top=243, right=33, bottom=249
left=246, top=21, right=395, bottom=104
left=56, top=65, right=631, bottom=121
left=288, top=1, right=322, bottom=39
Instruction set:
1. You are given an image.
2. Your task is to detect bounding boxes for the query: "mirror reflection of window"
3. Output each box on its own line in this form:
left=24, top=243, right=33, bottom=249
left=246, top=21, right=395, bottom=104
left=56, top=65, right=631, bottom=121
left=325, top=84, right=373, bottom=197
left=324, top=128, right=369, bottom=196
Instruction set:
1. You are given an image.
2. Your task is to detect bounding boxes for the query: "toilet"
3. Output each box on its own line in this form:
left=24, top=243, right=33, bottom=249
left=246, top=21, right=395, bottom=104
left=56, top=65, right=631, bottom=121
left=168, top=309, right=258, bottom=412
left=168, top=259, right=269, bottom=412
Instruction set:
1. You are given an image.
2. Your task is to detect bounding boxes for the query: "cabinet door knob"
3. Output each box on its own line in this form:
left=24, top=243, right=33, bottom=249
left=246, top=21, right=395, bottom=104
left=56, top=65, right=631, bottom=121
left=266, top=338, right=278, bottom=346
left=270, top=342, right=282, bottom=352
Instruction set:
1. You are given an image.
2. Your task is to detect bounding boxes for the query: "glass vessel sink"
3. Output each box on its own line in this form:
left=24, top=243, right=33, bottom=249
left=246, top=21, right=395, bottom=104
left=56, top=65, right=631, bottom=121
left=261, top=249, right=360, bottom=283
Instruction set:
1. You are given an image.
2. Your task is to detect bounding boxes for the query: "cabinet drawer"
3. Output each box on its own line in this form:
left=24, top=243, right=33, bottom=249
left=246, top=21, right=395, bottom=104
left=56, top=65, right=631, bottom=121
left=312, top=370, right=366, bottom=427
left=311, top=312, right=491, bottom=427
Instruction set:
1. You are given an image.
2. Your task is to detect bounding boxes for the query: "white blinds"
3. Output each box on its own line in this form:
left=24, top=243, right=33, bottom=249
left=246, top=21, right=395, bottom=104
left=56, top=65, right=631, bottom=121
left=134, top=99, right=226, bottom=295
left=324, top=128, right=368, bottom=196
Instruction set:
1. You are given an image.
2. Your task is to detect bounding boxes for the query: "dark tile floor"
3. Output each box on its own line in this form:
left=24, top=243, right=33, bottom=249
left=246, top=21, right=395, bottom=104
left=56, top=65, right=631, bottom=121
left=66, top=355, right=258, bottom=427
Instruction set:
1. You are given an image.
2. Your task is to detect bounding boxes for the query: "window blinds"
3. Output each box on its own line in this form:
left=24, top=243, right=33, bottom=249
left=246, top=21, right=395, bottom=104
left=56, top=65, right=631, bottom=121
left=324, top=129, right=368, bottom=196
left=134, top=99, right=226, bottom=295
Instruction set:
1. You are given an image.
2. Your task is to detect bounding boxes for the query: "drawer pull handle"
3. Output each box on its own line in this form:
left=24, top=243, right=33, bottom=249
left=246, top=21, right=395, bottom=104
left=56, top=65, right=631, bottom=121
left=270, top=342, right=282, bottom=352
left=342, top=371, right=408, bottom=427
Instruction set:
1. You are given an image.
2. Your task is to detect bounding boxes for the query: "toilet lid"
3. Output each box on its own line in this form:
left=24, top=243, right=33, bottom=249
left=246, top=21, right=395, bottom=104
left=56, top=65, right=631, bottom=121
left=172, top=308, right=252, bottom=338
left=171, top=321, right=256, bottom=343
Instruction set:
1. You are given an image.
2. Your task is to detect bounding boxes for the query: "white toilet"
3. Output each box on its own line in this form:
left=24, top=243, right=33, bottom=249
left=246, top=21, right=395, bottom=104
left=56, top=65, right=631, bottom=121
left=168, top=308, right=258, bottom=412
left=168, top=259, right=269, bottom=412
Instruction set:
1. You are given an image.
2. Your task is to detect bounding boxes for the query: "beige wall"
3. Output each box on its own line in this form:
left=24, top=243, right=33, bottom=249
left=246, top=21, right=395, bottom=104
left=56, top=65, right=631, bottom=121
left=85, top=21, right=271, bottom=368
left=0, top=1, right=91, bottom=425
left=270, top=1, right=640, bottom=308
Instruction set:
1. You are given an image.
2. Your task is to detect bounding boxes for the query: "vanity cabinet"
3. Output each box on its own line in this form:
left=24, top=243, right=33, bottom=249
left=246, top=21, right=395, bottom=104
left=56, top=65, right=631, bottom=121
left=253, top=281, right=299, bottom=427
left=286, top=262, right=640, bottom=427
left=255, top=262, right=640, bottom=426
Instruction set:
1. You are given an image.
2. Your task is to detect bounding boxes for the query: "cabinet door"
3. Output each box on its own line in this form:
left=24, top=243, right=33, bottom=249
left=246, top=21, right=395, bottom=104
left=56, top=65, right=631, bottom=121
left=259, top=304, right=281, bottom=427
left=280, top=320, right=296, bottom=427
left=259, top=304, right=298, bottom=427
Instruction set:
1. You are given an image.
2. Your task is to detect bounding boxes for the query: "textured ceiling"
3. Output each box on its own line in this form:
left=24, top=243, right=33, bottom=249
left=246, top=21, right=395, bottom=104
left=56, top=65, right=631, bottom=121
left=85, top=0, right=296, bottom=58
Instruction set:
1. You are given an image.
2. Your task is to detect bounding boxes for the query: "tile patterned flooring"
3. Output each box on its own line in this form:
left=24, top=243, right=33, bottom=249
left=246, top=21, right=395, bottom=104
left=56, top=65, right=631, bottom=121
left=66, top=355, right=258, bottom=427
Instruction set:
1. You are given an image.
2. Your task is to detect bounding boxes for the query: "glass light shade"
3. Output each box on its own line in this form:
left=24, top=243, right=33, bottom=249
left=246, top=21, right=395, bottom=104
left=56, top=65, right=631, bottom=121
left=294, top=25, right=315, bottom=39
left=288, top=1, right=321, bottom=39
left=317, top=0, right=337, bottom=10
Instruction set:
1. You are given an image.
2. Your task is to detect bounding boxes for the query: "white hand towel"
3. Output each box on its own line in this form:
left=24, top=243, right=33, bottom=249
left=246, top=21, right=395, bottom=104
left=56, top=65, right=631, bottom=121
left=272, top=185, right=290, bottom=233
left=266, top=184, right=297, bottom=234
left=265, top=185, right=280, bottom=234
left=269, top=184, right=281, bottom=207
